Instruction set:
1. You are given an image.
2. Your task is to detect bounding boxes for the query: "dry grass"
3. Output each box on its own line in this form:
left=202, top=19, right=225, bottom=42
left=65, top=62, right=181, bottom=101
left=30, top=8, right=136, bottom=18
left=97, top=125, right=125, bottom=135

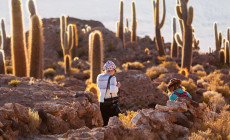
left=145, top=48, right=150, bottom=55
left=71, top=68, right=80, bottom=74
left=85, top=83, right=100, bottom=100
left=157, top=82, right=168, bottom=93
left=181, top=79, right=197, bottom=96
left=146, top=66, right=168, bottom=79
left=190, top=106, right=230, bottom=140
left=122, top=62, right=145, bottom=70
left=54, top=75, right=65, bottom=83
left=159, top=61, right=179, bottom=69
left=195, top=71, right=207, bottom=77
left=28, top=108, right=40, bottom=132
left=43, top=68, right=56, bottom=78
left=202, top=91, right=226, bottom=112
left=6, top=66, right=13, bottom=74
left=8, top=80, right=21, bottom=87
left=192, top=64, right=205, bottom=72
left=119, top=111, right=138, bottom=128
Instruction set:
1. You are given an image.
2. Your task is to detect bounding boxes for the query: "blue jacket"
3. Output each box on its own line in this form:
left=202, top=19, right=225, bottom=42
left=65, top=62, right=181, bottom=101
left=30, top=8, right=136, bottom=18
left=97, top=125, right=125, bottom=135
left=169, top=88, right=191, bottom=101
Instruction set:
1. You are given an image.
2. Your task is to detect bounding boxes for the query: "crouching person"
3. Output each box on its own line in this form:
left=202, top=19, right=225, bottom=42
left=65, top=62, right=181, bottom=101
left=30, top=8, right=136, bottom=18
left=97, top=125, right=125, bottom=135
left=97, top=61, right=121, bottom=126
left=167, top=78, right=192, bottom=101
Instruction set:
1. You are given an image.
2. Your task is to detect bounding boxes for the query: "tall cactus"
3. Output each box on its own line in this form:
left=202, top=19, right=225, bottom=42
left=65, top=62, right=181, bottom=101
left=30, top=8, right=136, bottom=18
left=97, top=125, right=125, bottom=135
left=71, top=24, right=78, bottom=60
left=227, top=28, right=230, bottom=42
left=171, top=17, right=178, bottom=58
left=225, top=41, right=230, bottom=65
left=214, top=22, right=222, bottom=51
left=60, top=15, right=67, bottom=56
left=28, top=0, right=36, bottom=17
left=125, top=18, right=129, bottom=33
left=11, top=0, right=28, bottom=77
left=176, top=0, right=194, bottom=71
left=28, top=15, right=43, bottom=79
left=89, top=30, right=103, bottom=83
left=64, top=54, right=71, bottom=77
left=117, top=0, right=124, bottom=47
left=1, top=19, right=7, bottom=51
left=0, top=31, right=6, bottom=74
left=219, top=49, right=225, bottom=64
left=131, top=1, right=137, bottom=42
left=153, top=0, right=166, bottom=56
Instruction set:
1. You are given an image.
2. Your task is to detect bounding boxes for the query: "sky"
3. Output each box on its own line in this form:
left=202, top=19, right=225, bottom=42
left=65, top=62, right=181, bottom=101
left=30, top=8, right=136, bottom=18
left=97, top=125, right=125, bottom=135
left=0, top=0, right=230, bottom=52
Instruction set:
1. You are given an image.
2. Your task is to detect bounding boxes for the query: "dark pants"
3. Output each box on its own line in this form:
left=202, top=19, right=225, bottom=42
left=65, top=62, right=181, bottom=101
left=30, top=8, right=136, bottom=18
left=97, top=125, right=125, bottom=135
left=100, top=102, right=120, bottom=126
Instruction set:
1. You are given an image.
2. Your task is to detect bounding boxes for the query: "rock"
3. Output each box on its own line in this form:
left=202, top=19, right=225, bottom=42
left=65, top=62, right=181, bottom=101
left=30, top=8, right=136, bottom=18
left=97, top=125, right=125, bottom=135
left=166, top=100, right=188, bottom=112
left=108, top=117, right=123, bottom=127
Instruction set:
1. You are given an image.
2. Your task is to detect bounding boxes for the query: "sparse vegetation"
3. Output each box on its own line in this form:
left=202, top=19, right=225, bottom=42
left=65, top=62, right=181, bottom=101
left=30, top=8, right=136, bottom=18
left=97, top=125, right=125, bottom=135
left=157, top=82, right=168, bottom=93
left=146, top=66, right=168, bottom=79
left=43, top=68, right=56, bottom=78
left=181, top=79, right=197, bottom=96
left=122, top=61, right=145, bottom=70
left=85, top=83, right=100, bottom=100
left=159, top=61, right=179, bottom=69
left=8, top=80, right=21, bottom=87
left=54, top=75, right=65, bottom=82
left=28, top=108, right=40, bottom=132
left=119, top=111, right=138, bottom=128
left=195, top=71, right=207, bottom=77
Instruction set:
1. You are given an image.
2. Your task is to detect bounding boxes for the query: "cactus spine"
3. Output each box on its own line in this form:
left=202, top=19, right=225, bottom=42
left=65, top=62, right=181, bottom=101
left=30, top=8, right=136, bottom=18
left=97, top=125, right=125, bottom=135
left=225, top=41, right=230, bottom=65
left=1, top=19, right=7, bottom=51
left=131, top=1, right=137, bottom=42
left=153, top=0, right=166, bottom=56
left=214, top=22, right=222, bottom=51
left=28, top=15, right=43, bottom=79
left=71, top=24, right=78, bottom=60
left=89, top=31, right=103, bottom=83
left=171, top=17, right=178, bottom=58
left=28, top=0, right=36, bottom=17
left=117, top=0, right=124, bottom=47
left=176, top=0, right=194, bottom=71
left=11, top=0, right=28, bottom=77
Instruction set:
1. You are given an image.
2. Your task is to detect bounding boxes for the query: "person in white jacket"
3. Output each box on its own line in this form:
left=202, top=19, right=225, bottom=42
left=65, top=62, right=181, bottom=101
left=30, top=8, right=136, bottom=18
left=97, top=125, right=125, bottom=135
left=97, top=60, right=121, bottom=126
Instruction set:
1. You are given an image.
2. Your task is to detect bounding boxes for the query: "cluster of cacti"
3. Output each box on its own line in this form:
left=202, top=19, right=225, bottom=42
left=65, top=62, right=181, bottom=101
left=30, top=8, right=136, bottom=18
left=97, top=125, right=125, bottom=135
left=176, top=0, right=194, bottom=71
left=27, top=14, right=43, bottom=79
left=131, top=2, right=137, bottom=42
left=153, top=0, right=166, bottom=56
left=11, top=0, right=28, bottom=77
left=117, top=0, right=124, bottom=47
left=60, top=16, right=75, bottom=76
left=171, top=17, right=178, bottom=58
left=214, top=22, right=222, bottom=51
left=89, top=30, right=104, bottom=83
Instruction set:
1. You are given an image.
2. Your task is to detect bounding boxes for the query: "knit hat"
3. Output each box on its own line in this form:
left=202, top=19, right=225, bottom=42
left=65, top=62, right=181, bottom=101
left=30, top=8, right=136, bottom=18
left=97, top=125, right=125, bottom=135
left=168, top=78, right=181, bottom=89
left=103, top=61, right=116, bottom=71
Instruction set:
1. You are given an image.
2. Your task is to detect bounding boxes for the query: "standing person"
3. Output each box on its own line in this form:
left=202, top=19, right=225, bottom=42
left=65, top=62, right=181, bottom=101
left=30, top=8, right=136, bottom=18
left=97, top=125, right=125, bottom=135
left=167, top=78, right=192, bottom=101
left=97, top=61, right=121, bottom=126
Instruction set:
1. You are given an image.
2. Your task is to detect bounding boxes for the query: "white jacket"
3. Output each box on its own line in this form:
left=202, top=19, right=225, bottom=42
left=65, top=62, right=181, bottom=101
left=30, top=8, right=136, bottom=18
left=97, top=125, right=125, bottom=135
left=97, top=73, right=119, bottom=102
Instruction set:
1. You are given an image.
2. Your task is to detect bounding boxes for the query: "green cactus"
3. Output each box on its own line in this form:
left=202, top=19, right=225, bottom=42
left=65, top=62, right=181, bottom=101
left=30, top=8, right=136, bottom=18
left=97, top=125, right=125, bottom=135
left=153, top=0, right=166, bottom=56
left=171, top=17, right=178, bottom=58
left=89, top=30, right=103, bottom=83
left=11, top=0, right=28, bottom=77
left=219, top=49, right=225, bottom=64
left=1, top=19, right=7, bottom=51
left=117, top=0, right=124, bottom=47
left=64, top=54, right=71, bottom=77
left=71, top=24, right=78, bottom=60
left=214, top=22, right=222, bottom=51
left=28, top=15, right=43, bottom=79
left=131, top=1, right=137, bottom=42
left=176, top=0, right=194, bottom=71
left=28, top=0, right=36, bottom=17
left=225, top=41, right=229, bottom=65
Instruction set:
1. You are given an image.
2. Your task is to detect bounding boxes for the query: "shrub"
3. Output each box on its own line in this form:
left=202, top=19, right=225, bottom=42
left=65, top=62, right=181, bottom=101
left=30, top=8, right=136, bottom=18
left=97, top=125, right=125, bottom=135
left=6, top=66, right=13, bottom=74
left=195, top=71, right=207, bottom=77
left=54, top=75, right=65, bottom=83
left=159, top=61, right=179, bottom=69
left=58, top=61, right=65, bottom=69
left=83, top=69, right=90, bottom=79
left=119, top=111, right=138, bottom=128
left=146, top=66, right=168, bottom=79
left=202, top=91, right=226, bottom=112
left=192, top=64, right=205, bottom=72
left=145, top=48, right=150, bottom=55
left=85, top=83, right=100, bottom=100
left=157, top=82, right=168, bottom=93
left=43, top=68, right=56, bottom=78
left=8, top=80, right=21, bottom=87
left=122, top=62, right=145, bottom=70
left=71, top=68, right=80, bottom=74
left=28, top=108, right=40, bottom=132
left=181, top=79, right=197, bottom=96
left=46, top=63, right=59, bottom=70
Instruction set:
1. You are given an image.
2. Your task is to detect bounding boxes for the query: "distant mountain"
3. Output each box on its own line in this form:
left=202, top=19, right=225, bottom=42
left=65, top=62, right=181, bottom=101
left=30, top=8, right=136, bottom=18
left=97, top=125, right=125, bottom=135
left=0, top=0, right=229, bottom=52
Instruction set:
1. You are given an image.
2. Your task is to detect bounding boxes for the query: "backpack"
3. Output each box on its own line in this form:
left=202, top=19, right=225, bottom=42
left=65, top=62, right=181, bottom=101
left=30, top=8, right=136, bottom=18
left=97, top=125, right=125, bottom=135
left=173, top=92, right=189, bottom=98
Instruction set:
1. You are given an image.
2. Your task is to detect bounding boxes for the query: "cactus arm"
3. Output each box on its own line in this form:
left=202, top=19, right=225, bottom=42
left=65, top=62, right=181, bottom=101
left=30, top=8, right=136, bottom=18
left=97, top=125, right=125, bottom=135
left=60, top=15, right=67, bottom=48
left=159, top=0, right=166, bottom=29
left=219, top=32, right=222, bottom=47
left=28, top=0, right=36, bottom=17
left=176, top=5, right=183, bottom=20
left=187, top=7, right=193, bottom=25
left=175, top=33, right=183, bottom=46
left=153, top=0, right=156, bottom=10
left=67, top=25, right=74, bottom=51
left=172, top=17, right=176, bottom=35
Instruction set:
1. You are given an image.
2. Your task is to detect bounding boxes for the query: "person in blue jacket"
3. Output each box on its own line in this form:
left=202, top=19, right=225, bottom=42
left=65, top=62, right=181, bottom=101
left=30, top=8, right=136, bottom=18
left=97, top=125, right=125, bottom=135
left=167, top=78, right=192, bottom=101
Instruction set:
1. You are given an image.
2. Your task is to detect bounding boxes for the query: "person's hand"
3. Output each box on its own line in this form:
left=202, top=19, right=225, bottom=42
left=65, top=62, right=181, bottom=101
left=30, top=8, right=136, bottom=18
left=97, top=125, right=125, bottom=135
left=117, top=82, right=121, bottom=88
